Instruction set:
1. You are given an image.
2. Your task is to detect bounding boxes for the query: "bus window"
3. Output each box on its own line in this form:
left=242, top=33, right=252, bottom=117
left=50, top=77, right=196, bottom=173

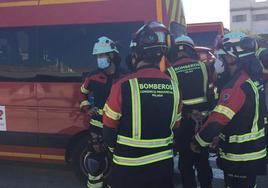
left=188, top=31, right=219, bottom=48
left=38, top=21, right=143, bottom=81
left=0, top=27, right=37, bottom=80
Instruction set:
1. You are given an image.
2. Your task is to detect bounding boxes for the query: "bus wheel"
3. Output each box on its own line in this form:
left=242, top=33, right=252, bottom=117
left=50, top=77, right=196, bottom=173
left=71, top=136, right=111, bottom=183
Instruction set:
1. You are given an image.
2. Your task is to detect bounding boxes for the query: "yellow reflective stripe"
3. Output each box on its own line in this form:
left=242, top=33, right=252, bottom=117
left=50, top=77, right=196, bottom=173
left=170, top=79, right=180, bottom=129
left=81, top=84, right=89, bottom=94
left=246, top=79, right=259, bottom=132
left=255, top=48, right=265, bottom=58
left=219, top=148, right=267, bottom=162
left=113, top=149, right=173, bottom=166
left=87, top=182, right=103, bottom=188
left=199, top=61, right=209, bottom=101
left=117, top=135, right=173, bottom=148
left=177, top=112, right=182, bottom=121
left=80, top=100, right=90, bottom=109
left=129, top=79, right=141, bottom=139
left=90, top=119, right=103, bottom=128
left=195, top=133, right=210, bottom=147
left=213, top=105, right=235, bottom=120
left=88, top=173, right=103, bottom=181
left=229, top=128, right=265, bottom=143
left=103, top=104, right=121, bottom=121
left=108, top=147, right=114, bottom=153
left=97, top=109, right=103, bottom=116
left=183, top=97, right=207, bottom=105
left=167, top=67, right=179, bottom=86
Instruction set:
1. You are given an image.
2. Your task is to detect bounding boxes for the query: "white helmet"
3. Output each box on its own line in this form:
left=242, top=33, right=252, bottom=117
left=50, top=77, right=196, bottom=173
left=92, top=36, right=119, bottom=55
left=174, top=35, right=195, bottom=48
left=216, top=32, right=255, bottom=58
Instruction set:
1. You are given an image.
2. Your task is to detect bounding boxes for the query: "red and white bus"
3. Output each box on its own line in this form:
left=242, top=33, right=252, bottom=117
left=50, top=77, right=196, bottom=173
left=0, top=0, right=186, bottom=180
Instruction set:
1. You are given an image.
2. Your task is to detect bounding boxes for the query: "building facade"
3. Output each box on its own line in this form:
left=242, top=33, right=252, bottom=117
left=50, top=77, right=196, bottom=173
left=230, top=0, right=268, bottom=34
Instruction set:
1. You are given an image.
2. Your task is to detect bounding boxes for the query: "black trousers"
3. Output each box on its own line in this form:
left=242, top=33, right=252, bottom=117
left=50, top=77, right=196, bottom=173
left=178, top=148, right=213, bottom=188
left=176, top=118, right=213, bottom=188
left=224, top=173, right=256, bottom=188
left=108, top=158, right=174, bottom=188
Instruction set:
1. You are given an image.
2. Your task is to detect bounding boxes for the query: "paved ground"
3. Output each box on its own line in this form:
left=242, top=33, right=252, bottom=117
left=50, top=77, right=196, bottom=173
left=0, top=158, right=267, bottom=188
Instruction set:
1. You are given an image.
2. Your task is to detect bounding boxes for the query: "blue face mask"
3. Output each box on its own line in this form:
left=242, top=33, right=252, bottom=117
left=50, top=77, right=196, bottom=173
left=97, top=57, right=110, bottom=69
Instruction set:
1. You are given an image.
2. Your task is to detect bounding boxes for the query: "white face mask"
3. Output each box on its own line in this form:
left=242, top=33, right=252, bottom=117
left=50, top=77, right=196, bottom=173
left=97, top=57, right=110, bottom=69
left=214, top=58, right=225, bottom=74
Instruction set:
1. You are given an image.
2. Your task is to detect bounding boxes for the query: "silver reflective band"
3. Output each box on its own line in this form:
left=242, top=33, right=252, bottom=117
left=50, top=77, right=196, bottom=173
left=117, top=135, right=173, bottom=148
left=229, top=128, right=265, bottom=143
left=113, top=150, right=173, bottom=166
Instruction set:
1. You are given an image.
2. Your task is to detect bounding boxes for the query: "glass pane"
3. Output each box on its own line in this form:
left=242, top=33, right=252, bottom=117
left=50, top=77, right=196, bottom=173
left=188, top=31, right=218, bottom=48
left=0, top=27, right=37, bottom=80
left=0, top=21, right=143, bottom=82
left=38, top=21, right=143, bottom=81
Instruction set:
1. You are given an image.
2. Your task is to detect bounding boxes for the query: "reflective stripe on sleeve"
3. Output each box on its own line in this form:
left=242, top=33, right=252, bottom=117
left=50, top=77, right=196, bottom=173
left=103, top=104, right=121, bottom=121
left=213, top=105, right=235, bottom=120
left=90, top=119, right=103, bottom=128
left=81, top=84, right=89, bottom=94
left=80, top=100, right=90, bottom=109
left=195, top=133, right=210, bottom=147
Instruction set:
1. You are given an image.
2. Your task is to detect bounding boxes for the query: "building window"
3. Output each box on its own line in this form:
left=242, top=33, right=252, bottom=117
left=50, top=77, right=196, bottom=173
left=253, top=14, right=268, bottom=21
left=232, top=15, right=247, bottom=22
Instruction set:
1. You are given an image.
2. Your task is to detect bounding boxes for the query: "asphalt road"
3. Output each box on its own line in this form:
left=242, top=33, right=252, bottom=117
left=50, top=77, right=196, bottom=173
left=0, top=159, right=267, bottom=188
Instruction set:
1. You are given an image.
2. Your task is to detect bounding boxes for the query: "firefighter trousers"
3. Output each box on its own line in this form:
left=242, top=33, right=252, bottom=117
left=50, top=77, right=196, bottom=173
left=108, top=158, right=174, bottom=188
left=176, top=118, right=213, bottom=188
left=224, top=173, right=256, bottom=188
left=178, top=147, right=213, bottom=188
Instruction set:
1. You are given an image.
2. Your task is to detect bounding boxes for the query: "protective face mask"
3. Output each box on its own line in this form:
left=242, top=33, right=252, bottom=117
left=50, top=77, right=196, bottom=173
left=214, top=58, right=225, bottom=74
left=97, top=58, right=110, bottom=69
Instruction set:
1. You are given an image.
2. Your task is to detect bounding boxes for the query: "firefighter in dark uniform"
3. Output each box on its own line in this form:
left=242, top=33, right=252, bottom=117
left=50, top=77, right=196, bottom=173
left=102, top=21, right=182, bottom=188
left=79, top=36, right=122, bottom=188
left=166, top=35, right=213, bottom=188
left=191, top=32, right=267, bottom=188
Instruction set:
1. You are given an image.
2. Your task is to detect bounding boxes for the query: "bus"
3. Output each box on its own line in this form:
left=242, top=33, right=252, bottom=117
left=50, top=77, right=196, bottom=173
left=187, top=22, right=224, bottom=48
left=0, top=0, right=186, bottom=181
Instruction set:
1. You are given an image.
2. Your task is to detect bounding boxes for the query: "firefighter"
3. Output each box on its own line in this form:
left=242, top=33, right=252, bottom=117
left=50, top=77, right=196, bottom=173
left=166, top=35, right=213, bottom=188
left=79, top=36, right=122, bottom=188
left=191, top=32, right=267, bottom=188
left=102, top=21, right=182, bottom=188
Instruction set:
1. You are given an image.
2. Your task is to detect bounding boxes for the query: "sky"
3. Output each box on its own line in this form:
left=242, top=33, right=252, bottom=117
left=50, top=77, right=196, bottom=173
left=183, top=0, right=230, bottom=28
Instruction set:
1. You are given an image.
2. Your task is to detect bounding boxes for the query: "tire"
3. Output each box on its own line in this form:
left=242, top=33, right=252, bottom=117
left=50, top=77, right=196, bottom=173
left=71, top=136, right=111, bottom=183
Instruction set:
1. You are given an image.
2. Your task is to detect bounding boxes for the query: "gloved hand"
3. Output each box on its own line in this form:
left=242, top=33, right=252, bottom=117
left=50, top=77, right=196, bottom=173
left=210, top=136, right=219, bottom=149
left=89, top=131, right=105, bottom=153
left=87, top=107, right=99, bottom=117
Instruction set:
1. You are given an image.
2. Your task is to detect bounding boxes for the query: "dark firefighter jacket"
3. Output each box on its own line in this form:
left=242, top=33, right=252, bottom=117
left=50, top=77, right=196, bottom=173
left=79, top=69, right=121, bottom=129
left=166, top=57, right=215, bottom=116
left=195, top=70, right=267, bottom=175
left=103, top=65, right=182, bottom=166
